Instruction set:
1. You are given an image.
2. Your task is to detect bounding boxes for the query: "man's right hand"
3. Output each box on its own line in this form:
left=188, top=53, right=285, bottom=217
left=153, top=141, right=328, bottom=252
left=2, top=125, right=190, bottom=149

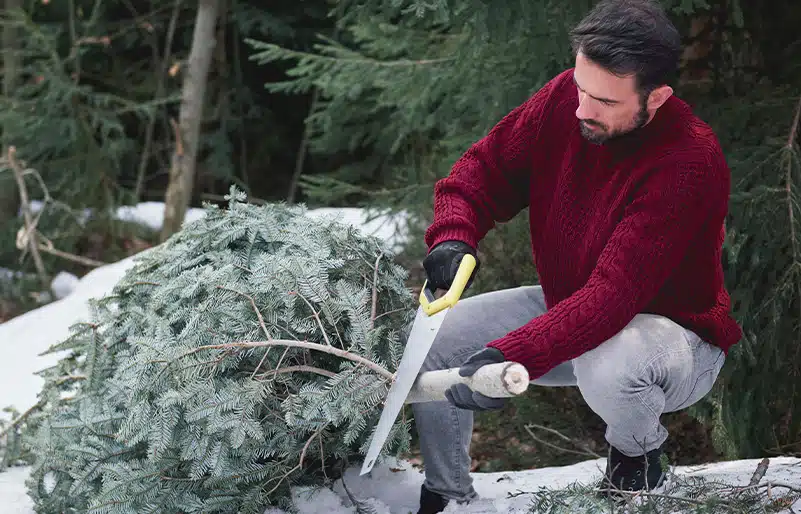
left=422, top=240, right=480, bottom=292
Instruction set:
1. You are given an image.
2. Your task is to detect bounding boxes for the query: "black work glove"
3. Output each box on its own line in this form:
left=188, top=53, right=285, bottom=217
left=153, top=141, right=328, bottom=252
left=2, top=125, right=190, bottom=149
left=445, top=347, right=507, bottom=411
left=422, top=240, right=481, bottom=292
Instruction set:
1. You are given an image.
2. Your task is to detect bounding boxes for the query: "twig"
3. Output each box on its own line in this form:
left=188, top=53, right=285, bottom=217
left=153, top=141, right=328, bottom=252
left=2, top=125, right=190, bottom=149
left=215, top=286, right=271, bottom=339
left=264, top=423, right=328, bottom=496
left=524, top=423, right=602, bottom=459
left=786, top=95, right=801, bottom=329
left=736, top=480, right=801, bottom=495
left=289, top=290, right=332, bottom=346
left=374, top=307, right=408, bottom=321
left=258, top=365, right=336, bottom=380
left=750, top=457, right=770, bottom=486
left=788, top=95, right=801, bottom=148
left=131, top=0, right=183, bottom=200
left=287, top=86, right=320, bottom=204
left=177, top=339, right=393, bottom=381
left=370, top=253, right=382, bottom=328
left=39, top=244, right=105, bottom=267
left=595, top=487, right=736, bottom=509
left=7, top=146, right=47, bottom=286
left=16, top=229, right=106, bottom=267
left=0, top=400, right=43, bottom=440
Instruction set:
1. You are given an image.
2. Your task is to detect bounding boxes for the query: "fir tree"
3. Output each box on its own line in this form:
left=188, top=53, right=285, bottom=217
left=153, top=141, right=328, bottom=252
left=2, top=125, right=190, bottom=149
left=20, top=187, right=415, bottom=513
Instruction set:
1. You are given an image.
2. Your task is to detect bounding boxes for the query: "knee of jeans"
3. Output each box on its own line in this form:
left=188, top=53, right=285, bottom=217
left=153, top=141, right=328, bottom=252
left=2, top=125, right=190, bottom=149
left=574, top=315, right=692, bottom=394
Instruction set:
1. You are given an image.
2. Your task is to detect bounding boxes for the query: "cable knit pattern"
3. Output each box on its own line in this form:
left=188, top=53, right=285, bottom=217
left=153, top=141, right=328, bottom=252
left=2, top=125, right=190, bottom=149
left=424, top=69, right=743, bottom=380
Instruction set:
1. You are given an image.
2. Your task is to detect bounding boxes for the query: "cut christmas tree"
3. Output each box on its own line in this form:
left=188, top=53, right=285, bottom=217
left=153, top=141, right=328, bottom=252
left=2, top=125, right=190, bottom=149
left=20, top=188, right=416, bottom=513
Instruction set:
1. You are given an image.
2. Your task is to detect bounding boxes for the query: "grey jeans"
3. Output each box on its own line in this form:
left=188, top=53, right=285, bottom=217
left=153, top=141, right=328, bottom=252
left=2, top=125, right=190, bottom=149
left=411, top=285, right=725, bottom=502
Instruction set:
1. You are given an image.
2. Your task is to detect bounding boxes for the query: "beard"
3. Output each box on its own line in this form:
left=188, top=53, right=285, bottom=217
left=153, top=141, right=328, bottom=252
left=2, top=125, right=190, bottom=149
left=579, top=98, right=650, bottom=145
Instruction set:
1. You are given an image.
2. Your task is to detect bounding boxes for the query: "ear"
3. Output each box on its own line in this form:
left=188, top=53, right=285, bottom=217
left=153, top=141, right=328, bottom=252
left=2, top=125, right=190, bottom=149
left=647, top=85, right=673, bottom=110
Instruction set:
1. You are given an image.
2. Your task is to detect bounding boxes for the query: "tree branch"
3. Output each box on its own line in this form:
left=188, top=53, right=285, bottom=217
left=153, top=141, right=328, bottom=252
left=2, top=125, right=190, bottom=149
left=370, top=253, right=382, bottom=328
left=289, top=290, right=333, bottom=346
left=524, top=423, right=602, bottom=459
left=258, top=365, right=336, bottom=379
left=7, top=146, right=47, bottom=286
left=179, top=339, right=393, bottom=381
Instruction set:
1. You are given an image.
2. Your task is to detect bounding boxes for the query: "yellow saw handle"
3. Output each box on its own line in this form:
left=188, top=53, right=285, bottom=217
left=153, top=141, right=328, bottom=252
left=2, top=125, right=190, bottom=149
left=419, top=254, right=477, bottom=316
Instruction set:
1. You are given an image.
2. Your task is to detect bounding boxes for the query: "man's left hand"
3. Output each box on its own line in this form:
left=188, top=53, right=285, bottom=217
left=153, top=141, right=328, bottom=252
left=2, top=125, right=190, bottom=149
left=445, top=347, right=508, bottom=411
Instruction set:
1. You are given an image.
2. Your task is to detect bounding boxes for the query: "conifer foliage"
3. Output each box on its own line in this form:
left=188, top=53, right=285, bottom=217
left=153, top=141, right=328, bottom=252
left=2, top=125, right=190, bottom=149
left=21, top=188, right=414, bottom=513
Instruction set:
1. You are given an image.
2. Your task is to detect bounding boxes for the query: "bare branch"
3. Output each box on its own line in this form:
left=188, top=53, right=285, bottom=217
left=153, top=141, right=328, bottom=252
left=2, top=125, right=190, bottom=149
left=524, top=423, right=602, bottom=459
left=178, top=339, right=393, bottom=380
left=289, top=290, right=334, bottom=347
left=749, top=457, right=770, bottom=486
left=258, top=365, right=336, bottom=379
left=264, top=423, right=328, bottom=496
left=370, top=253, right=382, bottom=328
left=21, top=230, right=106, bottom=267
left=7, top=146, right=47, bottom=286
left=216, top=286, right=271, bottom=339
left=785, top=95, right=801, bottom=347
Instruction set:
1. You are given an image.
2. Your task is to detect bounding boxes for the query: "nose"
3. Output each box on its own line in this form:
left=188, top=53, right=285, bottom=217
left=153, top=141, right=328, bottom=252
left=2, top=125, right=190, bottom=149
left=575, top=91, right=594, bottom=121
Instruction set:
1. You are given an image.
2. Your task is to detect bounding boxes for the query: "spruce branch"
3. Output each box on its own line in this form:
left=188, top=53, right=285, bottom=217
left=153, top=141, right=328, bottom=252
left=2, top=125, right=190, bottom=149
left=19, top=200, right=413, bottom=512
left=247, top=39, right=454, bottom=69
left=179, top=339, right=394, bottom=381
left=263, top=423, right=329, bottom=497
left=0, top=399, right=43, bottom=441
left=531, top=456, right=801, bottom=513
left=215, top=286, right=271, bottom=339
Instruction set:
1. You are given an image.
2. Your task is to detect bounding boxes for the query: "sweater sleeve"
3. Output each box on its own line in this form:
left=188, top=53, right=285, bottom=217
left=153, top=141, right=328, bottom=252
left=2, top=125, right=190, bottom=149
left=487, top=156, right=729, bottom=379
left=424, top=72, right=568, bottom=250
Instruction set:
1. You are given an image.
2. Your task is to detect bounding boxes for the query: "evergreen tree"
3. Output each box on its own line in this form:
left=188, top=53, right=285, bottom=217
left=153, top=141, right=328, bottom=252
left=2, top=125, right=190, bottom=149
left=19, top=188, right=414, bottom=513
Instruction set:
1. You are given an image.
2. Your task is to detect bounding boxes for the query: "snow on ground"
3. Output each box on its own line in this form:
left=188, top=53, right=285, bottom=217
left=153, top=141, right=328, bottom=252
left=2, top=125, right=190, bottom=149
left=1, top=201, right=799, bottom=513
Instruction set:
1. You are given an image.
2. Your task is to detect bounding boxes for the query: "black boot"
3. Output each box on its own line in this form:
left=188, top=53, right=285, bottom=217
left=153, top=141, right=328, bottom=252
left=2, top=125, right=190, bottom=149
left=417, top=484, right=449, bottom=514
left=598, top=445, right=666, bottom=498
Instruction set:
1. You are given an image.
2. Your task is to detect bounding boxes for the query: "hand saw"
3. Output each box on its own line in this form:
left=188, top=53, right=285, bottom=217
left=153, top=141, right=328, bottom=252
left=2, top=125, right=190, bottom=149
left=359, top=254, right=477, bottom=476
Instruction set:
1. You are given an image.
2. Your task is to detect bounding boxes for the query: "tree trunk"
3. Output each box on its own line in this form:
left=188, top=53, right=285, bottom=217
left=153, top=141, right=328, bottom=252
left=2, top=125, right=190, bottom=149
left=0, top=0, right=22, bottom=224
left=161, top=0, right=220, bottom=242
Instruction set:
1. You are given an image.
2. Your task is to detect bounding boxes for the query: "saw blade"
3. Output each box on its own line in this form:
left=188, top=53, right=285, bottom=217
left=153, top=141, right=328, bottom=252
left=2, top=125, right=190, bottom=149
left=359, top=305, right=449, bottom=475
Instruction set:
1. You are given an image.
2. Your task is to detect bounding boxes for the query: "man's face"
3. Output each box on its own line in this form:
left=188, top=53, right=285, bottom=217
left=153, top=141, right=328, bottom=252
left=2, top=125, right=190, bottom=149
left=573, top=51, right=661, bottom=144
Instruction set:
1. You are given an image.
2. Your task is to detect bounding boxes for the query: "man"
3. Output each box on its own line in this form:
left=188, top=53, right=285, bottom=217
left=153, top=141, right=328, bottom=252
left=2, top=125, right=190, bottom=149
left=413, top=0, right=743, bottom=512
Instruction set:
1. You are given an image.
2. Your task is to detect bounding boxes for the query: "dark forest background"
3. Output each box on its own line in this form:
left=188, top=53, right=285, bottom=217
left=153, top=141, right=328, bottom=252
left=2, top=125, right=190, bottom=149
left=1, top=0, right=799, bottom=472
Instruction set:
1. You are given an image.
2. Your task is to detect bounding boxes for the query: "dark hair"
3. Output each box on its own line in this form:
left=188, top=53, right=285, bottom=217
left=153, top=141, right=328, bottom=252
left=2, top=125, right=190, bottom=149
left=569, top=0, right=682, bottom=93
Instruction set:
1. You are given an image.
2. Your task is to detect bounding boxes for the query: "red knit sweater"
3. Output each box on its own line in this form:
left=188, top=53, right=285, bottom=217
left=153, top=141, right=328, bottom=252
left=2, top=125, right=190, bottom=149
left=424, top=68, right=743, bottom=380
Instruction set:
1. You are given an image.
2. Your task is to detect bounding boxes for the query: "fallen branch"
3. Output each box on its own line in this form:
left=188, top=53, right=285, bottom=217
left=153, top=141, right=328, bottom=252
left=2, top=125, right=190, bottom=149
left=7, top=146, right=47, bottom=286
left=15, top=228, right=106, bottom=267
left=524, top=423, right=602, bottom=459
left=749, top=457, right=770, bottom=486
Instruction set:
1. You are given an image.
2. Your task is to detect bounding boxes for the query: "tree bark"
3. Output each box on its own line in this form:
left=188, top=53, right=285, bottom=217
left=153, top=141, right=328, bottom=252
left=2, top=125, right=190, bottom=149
left=0, top=0, right=22, bottom=224
left=405, top=362, right=529, bottom=404
left=161, top=0, right=220, bottom=242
